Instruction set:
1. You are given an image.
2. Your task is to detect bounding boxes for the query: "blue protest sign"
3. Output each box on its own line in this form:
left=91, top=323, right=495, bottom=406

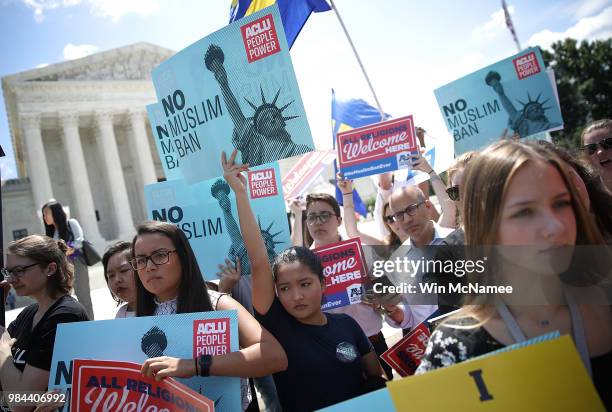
left=49, top=310, right=240, bottom=412
left=149, top=4, right=314, bottom=183
left=144, top=162, right=290, bottom=280
left=434, top=47, right=563, bottom=155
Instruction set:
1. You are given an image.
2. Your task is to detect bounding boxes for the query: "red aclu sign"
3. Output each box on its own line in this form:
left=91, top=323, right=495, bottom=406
left=241, top=14, right=280, bottom=63
left=248, top=168, right=278, bottom=199
left=381, top=322, right=431, bottom=377
left=194, top=318, right=231, bottom=357
left=336, top=116, right=417, bottom=167
left=513, top=51, right=541, bottom=80
left=71, top=359, right=215, bottom=412
left=314, top=238, right=367, bottom=300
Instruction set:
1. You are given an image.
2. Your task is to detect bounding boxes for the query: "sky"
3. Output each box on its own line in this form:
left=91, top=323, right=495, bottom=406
left=0, top=0, right=611, bottom=180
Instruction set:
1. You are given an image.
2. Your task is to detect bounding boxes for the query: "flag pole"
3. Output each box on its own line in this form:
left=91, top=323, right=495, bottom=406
left=329, top=0, right=385, bottom=119
left=502, top=0, right=522, bottom=52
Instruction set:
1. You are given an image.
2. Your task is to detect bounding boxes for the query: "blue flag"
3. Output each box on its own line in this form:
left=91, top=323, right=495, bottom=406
left=229, top=0, right=331, bottom=49
left=332, top=90, right=390, bottom=217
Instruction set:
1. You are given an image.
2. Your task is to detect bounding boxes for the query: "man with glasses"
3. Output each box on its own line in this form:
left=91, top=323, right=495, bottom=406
left=379, top=186, right=454, bottom=332
left=581, top=119, right=612, bottom=193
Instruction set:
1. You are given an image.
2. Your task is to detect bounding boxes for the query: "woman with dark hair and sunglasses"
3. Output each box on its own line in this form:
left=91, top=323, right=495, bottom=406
left=581, top=119, right=612, bottom=193
left=0, top=235, right=89, bottom=412
left=221, top=150, right=385, bottom=411
left=133, top=220, right=287, bottom=411
left=102, top=241, right=137, bottom=318
left=41, top=200, right=94, bottom=319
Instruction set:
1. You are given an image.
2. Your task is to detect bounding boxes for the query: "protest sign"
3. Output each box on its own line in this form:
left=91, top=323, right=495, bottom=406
left=49, top=311, right=240, bottom=412
left=336, top=116, right=418, bottom=179
left=70, top=360, right=215, bottom=412
left=144, top=162, right=290, bottom=280
left=314, top=238, right=368, bottom=310
left=387, top=335, right=605, bottom=411
left=149, top=4, right=314, bottom=183
left=282, top=150, right=336, bottom=200
left=318, top=388, right=395, bottom=412
left=434, top=47, right=563, bottom=156
left=381, top=322, right=431, bottom=377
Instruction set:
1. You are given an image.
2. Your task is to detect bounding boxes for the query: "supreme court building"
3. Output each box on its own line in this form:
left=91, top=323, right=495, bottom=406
left=1, top=42, right=174, bottom=250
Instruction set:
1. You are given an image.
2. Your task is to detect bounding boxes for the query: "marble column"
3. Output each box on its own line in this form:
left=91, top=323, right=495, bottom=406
left=20, top=113, right=54, bottom=214
left=128, top=109, right=157, bottom=187
left=59, top=112, right=106, bottom=249
left=95, top=110, right=135, bottom=240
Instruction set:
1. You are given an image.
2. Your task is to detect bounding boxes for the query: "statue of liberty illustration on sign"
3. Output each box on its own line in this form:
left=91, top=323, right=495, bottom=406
left=205, top=44, right=312, bottom=166
left=149, top=4, right=314, bottom=183
left=434, top=47, right=564, bottom=156
left=485, top=70, right=561, bottom=138
left=211, top=178, right=283, bottom=277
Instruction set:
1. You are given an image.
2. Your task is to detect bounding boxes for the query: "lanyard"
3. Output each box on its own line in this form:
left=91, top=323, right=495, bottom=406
left=495, top=292, right=592, bottom=377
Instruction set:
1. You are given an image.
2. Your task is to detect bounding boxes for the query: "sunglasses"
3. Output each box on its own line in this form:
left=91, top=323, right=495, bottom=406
left=581, top=137, right=612, bottom=155
left=446, top=185, right=460, bottom=201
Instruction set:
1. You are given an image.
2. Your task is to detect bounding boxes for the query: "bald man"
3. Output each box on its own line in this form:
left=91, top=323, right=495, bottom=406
left=382, top=185, right=454, bottom=332
left=389, top=186, right=452, bottom=248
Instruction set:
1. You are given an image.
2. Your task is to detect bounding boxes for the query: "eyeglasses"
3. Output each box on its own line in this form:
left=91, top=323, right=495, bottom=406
left=306, top=211, right=337, bottom=225
left=1, top=262, right=40, bottom=280
left=391, top=201, right=426, bottom=222
left=581, top=137, right=612, bottom=155
left=383, top=215, right=395, bottom=224
left=130, top=250, right=176, bottom=270
left=446, top=185, right=460, bottom=201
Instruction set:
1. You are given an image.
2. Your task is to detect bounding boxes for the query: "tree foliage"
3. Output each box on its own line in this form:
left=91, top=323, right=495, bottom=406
left=542, top=38, right=612, bottom=148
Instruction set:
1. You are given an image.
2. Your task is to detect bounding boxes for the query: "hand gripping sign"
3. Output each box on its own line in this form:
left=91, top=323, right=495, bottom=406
left=336, top=116, right=418, bottom=180
left=71, top=360, right=215, bottom=412
left=314, top=238, right=369, bottom=310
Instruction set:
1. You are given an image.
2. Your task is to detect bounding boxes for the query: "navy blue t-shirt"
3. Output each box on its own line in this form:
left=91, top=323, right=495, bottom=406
left=256, top=298, right=374, bottom=411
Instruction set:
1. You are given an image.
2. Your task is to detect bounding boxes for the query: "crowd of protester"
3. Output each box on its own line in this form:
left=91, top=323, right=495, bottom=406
left=1, top=119, right=610, bottom=411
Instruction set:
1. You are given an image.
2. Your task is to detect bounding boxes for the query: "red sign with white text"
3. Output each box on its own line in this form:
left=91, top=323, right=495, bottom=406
left=71, top=359, right=215, bottom=412
left=241, top=14, right=280, bottom=63
left=513, top=51, right=541, bottom=80
left=336, top=116, right=418, bottom=179
left=248, top=168, right=278, bottom=199
left=381, top=322, right=431, bottom=376
left=282, top=150, right=336, bottom=200
left=314, top=238, right=368, bottom=310
left=194, top=318, right=231, bottom=357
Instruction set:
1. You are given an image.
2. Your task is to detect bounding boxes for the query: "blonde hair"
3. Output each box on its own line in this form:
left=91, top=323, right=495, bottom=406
left=447, top=151, right=477, bottom=184
left=451, top=141, right=608, bottom=323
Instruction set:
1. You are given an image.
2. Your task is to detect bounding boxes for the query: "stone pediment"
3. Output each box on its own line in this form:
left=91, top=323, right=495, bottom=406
left=9, top=42, right=174, bottom=82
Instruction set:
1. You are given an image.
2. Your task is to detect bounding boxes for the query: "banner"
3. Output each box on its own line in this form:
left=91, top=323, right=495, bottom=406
left=314, top=238, right=368, bottom=310
left=282, top=150, right=336, bottom=200
left=336, top=116, right=418, bottom=179
left=381, top=322, right=431, bottom=377
left=149, top=4, right=314, bottom=183
left=144, top=162, right=290, bottom=280
left=434, top=47, right=563, bottom=156
left=49, top=311, right=241, bottom=412
left=70, top=359, right=215, bottom=412
left=386, top=336, right=605, bottom=411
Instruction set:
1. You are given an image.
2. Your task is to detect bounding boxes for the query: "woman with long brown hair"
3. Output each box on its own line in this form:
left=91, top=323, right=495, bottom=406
left=416, top=140, right=611, bottom=407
